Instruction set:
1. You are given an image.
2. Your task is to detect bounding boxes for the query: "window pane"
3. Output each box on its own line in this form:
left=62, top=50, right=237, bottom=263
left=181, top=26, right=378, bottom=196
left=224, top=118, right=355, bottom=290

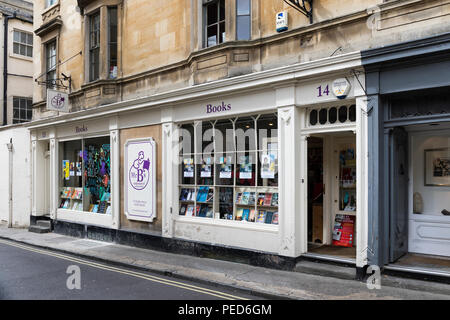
left=219, top=22, right=226, bottom=44
left=13, top=31, right=20, bottom=42
left=237, top=0, right=250, bottom=15
left=219, top=0, right=225, bottom=21
left=339, top=106, right=348, bottom=123
left=27, top=33, right=33, bottom=45
left=235, top=117, right=256, bottom=151
left=13, top=43, right=19, bottom=55
left=329, top=107, right=337, bottom=124
left=206, top=2, right=218, bottom=26
left=319, top=109, right=328, bottom=125
left=214, top=119, right=234, bottom=153
left=236, top=152, right=256, bottom=186
left=84, top=137, right=111, bottom=213
left=180, top=123, right=195, bottom=155
left=20, top=44, right=25, bottom=55
left=13, top=98, right=19, bottom=109
left=236, top=15, right=250, bottom=41
left=257, top=114, right=278, bottom=151
left=26, top=46, right=33, bottom=57
left=20, top=32, right=26, bottom=43
left=207, top=25, right=217, bottom=47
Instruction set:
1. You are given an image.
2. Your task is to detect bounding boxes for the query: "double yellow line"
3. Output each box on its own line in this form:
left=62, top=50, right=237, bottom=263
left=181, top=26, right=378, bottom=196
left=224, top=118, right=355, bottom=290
left=0, top=238, right=249, bottom=300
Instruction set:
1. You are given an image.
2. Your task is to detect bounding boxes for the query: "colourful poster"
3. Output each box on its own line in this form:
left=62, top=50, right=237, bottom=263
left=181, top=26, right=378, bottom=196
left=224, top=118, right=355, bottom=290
left=332, top=214, right=355, bottom=248
left=62, top=160, right=70, bottom=180
left=124, top=138, right=156, bottom=223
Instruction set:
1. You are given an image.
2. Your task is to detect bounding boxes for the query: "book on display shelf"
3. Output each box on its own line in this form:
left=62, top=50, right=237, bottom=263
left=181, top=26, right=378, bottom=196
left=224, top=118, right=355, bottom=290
left=235, top=208, right=244, bottom=221
left=186, top=205, right=195, bottom=217
left=235, top=192, right=242, bottom=204
left=271, top=193, right=279, bottom=207
left=241, top=192, right=250, bottom=205
left=265, top=211, right=274, bottom=224
left=271, top=212, right=279, bottom=225
left=263, top=193, right=272, bottom=206
left=242, top=209, right=250, bottom=221
left=179, top=204, right=187, bottom=215
left=249, top=209, right=256, bottom=222
left=257, top=193, right=265, bottom=205
left=257, top=210, right=266, bottom=223
left=248, top=192, right=256, bottom=205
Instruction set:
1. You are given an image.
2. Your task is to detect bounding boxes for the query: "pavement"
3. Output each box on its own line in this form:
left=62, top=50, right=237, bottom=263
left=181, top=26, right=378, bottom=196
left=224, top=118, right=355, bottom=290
left=0, top=226, right=449, bottom=300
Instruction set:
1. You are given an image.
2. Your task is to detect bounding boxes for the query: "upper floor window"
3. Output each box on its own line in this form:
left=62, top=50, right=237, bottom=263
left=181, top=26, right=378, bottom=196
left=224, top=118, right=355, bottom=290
left=89, top=12, right=101, bottom=82
left=13, top=97, right=32, bottom=123
left=46, top=0, right=57, bottom=8
left=46, top=40, right=57, bottom=88
left=13, top=30, right=33, bottom=57
left=236, top=0, right=251, bottom=40
left=204, top=0, right=225, bottom=47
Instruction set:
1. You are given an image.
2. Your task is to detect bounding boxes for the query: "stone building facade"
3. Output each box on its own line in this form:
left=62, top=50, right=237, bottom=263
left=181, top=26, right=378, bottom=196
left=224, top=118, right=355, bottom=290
left=29, top=0, right=450, bottom=277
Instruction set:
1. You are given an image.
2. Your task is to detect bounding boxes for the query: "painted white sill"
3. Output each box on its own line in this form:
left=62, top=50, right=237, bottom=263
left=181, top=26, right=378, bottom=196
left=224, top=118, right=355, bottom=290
left=174, top=215, right=279, bottom=233
left=57, top=209, right=114, bottom=229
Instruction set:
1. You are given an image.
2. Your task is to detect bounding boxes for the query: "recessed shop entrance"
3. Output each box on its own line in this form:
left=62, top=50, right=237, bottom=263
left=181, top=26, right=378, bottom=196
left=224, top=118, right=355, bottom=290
left=306, top=132, right=357, bottom=261
left=386, top=122, right=450, bottom=274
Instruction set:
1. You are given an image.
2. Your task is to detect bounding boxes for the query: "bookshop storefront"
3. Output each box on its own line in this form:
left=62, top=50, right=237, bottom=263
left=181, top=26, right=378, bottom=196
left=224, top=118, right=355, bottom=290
left=166, top=63, right=369, bottom=268
left=29, top=52, right=368, bottom=270
left=30, top=116, right=121, bottom=230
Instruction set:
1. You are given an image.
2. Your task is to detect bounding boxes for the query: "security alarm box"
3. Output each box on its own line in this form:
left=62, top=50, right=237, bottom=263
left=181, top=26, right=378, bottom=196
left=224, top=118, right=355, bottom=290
left=276, top=11, right=288, bottom=32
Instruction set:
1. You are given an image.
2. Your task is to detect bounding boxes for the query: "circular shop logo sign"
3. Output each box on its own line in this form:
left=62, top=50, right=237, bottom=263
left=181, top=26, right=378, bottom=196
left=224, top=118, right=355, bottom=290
left=51, top=93, right=66, bottom=110
left=129, top=151, right=150, bottom=190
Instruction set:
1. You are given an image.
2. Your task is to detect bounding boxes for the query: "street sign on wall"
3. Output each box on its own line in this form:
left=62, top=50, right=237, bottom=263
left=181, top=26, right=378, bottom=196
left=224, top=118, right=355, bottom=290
left=124, top=138, right=157, bottom=223
left=47, top=89, right=70, bottom=112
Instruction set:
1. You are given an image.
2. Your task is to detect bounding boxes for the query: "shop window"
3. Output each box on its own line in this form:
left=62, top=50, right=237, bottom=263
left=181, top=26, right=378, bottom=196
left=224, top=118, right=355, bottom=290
left=178, top=113, right=278, bottom=224
left=59, top=136, right=111, bottom=214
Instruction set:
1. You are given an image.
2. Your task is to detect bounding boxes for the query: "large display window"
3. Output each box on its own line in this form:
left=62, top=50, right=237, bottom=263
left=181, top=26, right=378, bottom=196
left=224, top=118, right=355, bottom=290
left=178, top=113, right=279, bottom=224
left=59, top=136, right=111, bottom=214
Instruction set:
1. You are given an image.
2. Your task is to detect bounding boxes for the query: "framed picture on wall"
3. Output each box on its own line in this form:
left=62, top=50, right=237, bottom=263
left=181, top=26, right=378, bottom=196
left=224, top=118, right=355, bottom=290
left=424, top=148, right=450, bottom=186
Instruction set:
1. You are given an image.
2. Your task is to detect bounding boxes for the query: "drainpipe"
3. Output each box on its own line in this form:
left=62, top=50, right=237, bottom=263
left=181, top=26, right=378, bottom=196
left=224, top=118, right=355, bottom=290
left=6, top=138, right=13, bottom=228
left=3, top=12, right=16, bottom=126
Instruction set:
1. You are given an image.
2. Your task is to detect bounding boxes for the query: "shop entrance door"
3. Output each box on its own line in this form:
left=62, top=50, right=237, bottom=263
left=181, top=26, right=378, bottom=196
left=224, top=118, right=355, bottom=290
left=307, top=137, right=324, bottom=245
left=389, top=127, right=409, bottom=262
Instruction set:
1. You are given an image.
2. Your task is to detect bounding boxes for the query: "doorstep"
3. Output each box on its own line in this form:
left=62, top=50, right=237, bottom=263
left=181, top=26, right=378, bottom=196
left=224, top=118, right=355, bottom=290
left=383, top=253, right=450, bottom=284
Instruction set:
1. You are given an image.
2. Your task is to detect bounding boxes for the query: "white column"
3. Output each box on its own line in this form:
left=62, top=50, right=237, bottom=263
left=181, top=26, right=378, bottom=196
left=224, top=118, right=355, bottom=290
left=110, top=129, right=120, bottom=229
left=49, top=137, right=58, bottom=220
left=356, top=95, right=369, bottom=268
left=277, top=85, right=304, bottom=257
left=162, top=107, right=176, bottom=238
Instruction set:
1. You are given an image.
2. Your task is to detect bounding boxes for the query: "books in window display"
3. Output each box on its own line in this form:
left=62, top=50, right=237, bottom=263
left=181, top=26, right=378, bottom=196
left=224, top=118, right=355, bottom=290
left=196, top=186, right=209, bottom=203
left=185, top=204, right=195, bottom=217
left=180, top=188, right=195, bottom=202
left=179, top=204, right=187, bottom=216
left=97, top=201, right=108, bottom=214
left=198, top=204, right=213, bottom=218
